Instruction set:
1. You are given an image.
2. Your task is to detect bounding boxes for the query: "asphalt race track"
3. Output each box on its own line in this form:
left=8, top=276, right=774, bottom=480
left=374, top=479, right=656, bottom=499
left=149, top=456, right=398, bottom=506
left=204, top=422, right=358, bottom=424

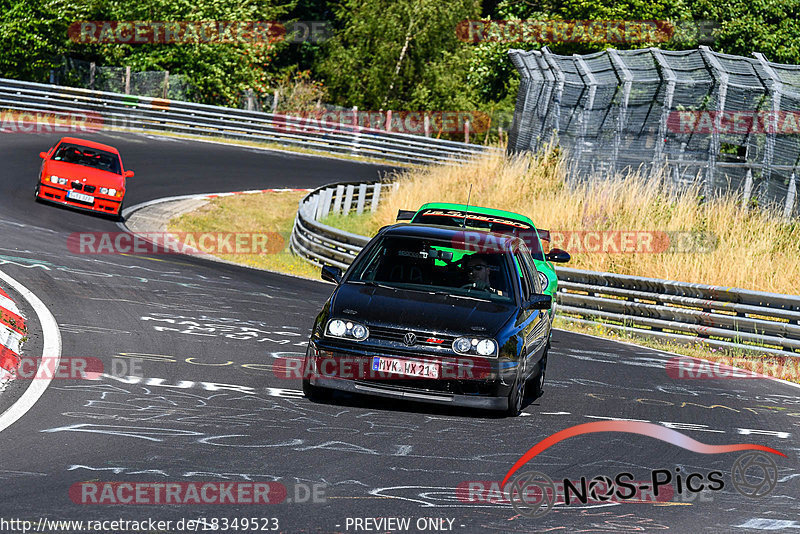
left=0, top=131, right=798, bottom=533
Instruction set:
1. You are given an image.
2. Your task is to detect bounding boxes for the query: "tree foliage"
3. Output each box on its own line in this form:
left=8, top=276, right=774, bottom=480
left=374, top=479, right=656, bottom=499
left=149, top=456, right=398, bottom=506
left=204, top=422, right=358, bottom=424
left=317, top=0, right=480, bottom=110
left=2, top=0, right=800, bottom=114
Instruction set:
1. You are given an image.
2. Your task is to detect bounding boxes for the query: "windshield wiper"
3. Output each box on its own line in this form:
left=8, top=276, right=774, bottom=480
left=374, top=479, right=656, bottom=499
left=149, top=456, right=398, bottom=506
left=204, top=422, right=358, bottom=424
left=425, top=289, right=491, bottom=302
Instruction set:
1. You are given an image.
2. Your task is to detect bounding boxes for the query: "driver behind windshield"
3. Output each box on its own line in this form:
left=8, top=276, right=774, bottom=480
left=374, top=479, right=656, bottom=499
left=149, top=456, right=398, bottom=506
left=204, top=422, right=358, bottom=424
left=462, top=253, right=505, bottom=296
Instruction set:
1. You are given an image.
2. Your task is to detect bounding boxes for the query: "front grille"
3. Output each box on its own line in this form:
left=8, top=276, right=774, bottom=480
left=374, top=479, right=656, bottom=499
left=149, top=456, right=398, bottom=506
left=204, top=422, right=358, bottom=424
left=369, top=325, right=455, bottom=347
left=71, top=181, right=83, bottom=191
left=83, top=185, right=96, bottom=193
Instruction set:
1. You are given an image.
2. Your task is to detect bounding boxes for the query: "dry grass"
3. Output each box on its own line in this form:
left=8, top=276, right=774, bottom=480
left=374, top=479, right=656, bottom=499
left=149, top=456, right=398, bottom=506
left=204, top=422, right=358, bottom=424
left=360, top=148, right=800, bottom=295
left=168, top=190, right=320, bottom=279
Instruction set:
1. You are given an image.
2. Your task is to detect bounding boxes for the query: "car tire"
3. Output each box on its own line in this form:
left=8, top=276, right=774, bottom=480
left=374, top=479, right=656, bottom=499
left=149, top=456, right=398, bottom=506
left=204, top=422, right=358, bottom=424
left=505, top=372, right=526, bottom=417
left=302, top=378, right=331, bottom=402
left=34, top=183, right=42, bottom=202
left=528, top=352, right=548, bottom=400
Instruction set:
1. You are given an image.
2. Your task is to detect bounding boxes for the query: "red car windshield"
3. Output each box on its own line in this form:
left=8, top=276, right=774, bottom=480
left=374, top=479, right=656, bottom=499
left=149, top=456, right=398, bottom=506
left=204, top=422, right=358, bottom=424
left=52, top=144, right=122, bottom=174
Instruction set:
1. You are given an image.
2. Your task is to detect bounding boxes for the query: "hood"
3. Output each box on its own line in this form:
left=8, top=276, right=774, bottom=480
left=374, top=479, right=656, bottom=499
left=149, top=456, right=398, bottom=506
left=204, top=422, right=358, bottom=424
left=331, top=282, right=516, bottom=337
left=44, top=160, right=124, bottom=188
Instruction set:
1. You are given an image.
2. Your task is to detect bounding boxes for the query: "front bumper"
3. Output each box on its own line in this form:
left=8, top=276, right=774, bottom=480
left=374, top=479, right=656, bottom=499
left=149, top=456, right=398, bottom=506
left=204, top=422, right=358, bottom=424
left=38, top=183, right=122, bottom=214
left=309, top=374, right=510, bottom=410
left=305, top=341, right=517, bottom=411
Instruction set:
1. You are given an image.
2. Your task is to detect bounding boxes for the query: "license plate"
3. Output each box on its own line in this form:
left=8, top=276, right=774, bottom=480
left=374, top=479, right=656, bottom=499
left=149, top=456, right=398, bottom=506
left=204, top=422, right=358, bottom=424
left=372, top=356, right=439, bottom=379
left=67, top=190, right=94, bottom=204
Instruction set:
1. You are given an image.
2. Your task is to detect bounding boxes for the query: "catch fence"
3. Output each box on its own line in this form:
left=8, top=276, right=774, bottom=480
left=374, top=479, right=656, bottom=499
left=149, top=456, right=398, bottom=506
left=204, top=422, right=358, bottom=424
left=508, top=46, right=800, bottom=217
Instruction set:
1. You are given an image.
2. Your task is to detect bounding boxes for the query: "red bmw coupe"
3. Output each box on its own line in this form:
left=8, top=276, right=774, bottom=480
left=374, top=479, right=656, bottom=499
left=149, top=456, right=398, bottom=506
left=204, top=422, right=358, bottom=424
left=35, top=137, right=133, bottom=218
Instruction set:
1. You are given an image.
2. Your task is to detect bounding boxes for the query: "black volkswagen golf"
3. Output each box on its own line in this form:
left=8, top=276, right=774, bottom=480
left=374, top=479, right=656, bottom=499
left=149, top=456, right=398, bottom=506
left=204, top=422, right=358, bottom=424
left=302, top=224, right=552, bottom=416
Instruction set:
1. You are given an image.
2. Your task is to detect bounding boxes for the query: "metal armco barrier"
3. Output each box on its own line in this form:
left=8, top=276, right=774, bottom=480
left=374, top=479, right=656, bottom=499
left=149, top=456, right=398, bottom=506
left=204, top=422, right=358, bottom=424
left=291, top=181, right=800, bottom=358
left=0, top=78, right=496, bottom=165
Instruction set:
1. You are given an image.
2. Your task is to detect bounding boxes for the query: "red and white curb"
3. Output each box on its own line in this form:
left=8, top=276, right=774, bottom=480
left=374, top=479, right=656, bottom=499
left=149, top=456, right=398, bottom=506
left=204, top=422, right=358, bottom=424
left=0, top=285, right=26, bottom=387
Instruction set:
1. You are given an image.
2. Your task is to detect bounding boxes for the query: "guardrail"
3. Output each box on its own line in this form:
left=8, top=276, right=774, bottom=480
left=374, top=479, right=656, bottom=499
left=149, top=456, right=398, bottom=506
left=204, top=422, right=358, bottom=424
left=0, top=78, right=497, bottom=166
left=291, top=181, right=800, bottom=358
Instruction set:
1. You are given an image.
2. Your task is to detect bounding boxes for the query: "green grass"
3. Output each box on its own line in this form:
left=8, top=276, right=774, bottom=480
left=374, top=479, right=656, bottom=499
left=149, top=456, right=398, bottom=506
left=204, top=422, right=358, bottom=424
left=319, top=211, right=384, bottom=236
left=168, top=190, right=321, bottom=280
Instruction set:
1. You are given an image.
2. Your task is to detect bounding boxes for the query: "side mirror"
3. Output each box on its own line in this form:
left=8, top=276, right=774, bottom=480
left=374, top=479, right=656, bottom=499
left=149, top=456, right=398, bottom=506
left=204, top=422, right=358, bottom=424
left=396, top=209, right=415, bottom=221
left=546, top=248, right=570, bottom=263
left=526, top=294, right=552, bottom=310
left=321, top=264, right=343, bottom=284
left=124, top=170, right=135, bottom=178
left=39, top=152, right=48, bottom=159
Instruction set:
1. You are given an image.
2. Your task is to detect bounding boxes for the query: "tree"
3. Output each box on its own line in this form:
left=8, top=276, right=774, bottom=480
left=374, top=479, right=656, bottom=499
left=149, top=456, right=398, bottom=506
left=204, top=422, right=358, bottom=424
left=318, top=0, right=480, bottom=110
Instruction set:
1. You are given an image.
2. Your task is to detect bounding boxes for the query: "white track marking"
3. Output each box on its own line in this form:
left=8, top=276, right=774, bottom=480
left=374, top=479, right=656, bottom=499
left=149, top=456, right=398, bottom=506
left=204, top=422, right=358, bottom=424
left=0, top=269, right=62, bottom=432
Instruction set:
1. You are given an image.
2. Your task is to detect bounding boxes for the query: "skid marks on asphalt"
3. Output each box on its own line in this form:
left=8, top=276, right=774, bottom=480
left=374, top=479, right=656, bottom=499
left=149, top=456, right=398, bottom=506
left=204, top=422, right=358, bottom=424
left=140, top=312, right=310, bottom=347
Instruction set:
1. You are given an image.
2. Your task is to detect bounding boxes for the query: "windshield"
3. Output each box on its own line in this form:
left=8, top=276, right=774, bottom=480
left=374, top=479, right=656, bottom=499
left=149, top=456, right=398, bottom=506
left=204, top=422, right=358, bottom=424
left=347, top=235, right=515, bottom=302
left=412, top=209, right=545, bottom=260
left=52, top=143, right=122, bottom=174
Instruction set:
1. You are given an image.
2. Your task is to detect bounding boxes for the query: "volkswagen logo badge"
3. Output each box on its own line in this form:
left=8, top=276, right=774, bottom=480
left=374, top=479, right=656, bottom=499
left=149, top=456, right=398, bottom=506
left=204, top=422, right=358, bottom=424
left=403, top=332, right=417, bottom=346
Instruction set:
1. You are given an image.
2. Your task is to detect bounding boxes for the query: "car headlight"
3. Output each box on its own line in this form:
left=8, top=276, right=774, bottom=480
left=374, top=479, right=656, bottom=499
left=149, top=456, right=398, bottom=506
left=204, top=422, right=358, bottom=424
left=108, top=188, right=116, bottom=196
left=100, top=187, right=109, bottom=194
left=538, top=272, right=550, bottom=292
left=49, top=175, right=59, bottom=183
left=476, top=339, right=496, bottom=356
left=326, top=319, right=369, bottom=341
left=453, top=336, right=497, bottom=357
left=50, top=175, right=67, bottom=185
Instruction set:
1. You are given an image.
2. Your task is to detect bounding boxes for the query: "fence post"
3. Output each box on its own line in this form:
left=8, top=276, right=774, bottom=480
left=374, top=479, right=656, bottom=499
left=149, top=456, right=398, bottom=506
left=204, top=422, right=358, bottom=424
left=124, top=66, right=131, bottom=94
left=742, top=168, right=754, bottom=208
left=351, top=106, right=361, bottom=157
left=574, top=54, right=598, bottom=175
left=89, top=62, right=96, bottom=91
left=424, top=114, right=430, bottom=137
left=607, top=49, right=633, bottom=176
left=651, top=49, right=676, bottom=172
left=700, top=46, right=729, bottom=201
left=371, top=183, right=382, bottom=212
left=356, top=183, right=368, bottom=214
left=272, top=90, right=279, bottom=113
left=784, top=172, right=797, bottom=220
left=311, top=194, right=322, bottom=221
left=541, top=47, right=565, bottom=140
left=320, top=188, right=334, bottom=218
left=343, top=184, right=355, bottom=214
left=162, top=71, right=169, bottom=99
left=332, top=184, right=345, bottom=214
left=754, top=52, right=782, bottom=188
left=385, top=110, right=392, bottom=132
left=464, top=120, right=470, bottom=144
